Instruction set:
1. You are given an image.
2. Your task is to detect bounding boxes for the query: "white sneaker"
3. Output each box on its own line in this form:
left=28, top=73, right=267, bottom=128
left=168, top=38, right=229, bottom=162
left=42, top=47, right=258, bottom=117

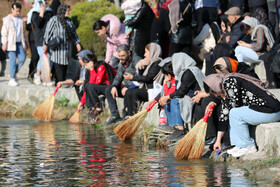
left=33, top=74, right=41, bottom=85
left=227, top=146, right=239, bottom=155
left=8, top=79, right=18, bottom=87
left=46, top=81, right=55, bottom=87
left=232, top=145, right=257, bottom=158
left=42, top=82, right=47, bottom=86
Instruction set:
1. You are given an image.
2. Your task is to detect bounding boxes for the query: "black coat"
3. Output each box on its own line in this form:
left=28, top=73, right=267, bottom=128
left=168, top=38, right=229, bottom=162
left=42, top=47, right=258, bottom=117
left=31, top=11, right=54, bottom=47
left=169, top=0, right=193, bottom=44
left=126, top=2, right=155, bottom=58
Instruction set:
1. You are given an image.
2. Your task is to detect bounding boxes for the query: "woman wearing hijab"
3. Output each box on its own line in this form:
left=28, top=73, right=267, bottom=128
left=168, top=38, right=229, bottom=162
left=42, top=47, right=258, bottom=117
left=123, top=43, right=163, bottom=118
left=159, top=53, right=205, bottom=141
left=93, top=14, right=128, bottom=70
left=204, top=73, right=280, bottom=157
left=235, top=17, right=274, bottom=65
left=213, top=57, right=259, bottom=78
left=43, top=4, right=81, bottom=84
left=28, top=0, right=54, bottom=85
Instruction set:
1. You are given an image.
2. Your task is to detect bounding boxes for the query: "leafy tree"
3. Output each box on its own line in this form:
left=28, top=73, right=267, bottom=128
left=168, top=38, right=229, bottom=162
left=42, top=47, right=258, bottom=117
left=70, top=0, right=124, bottom=58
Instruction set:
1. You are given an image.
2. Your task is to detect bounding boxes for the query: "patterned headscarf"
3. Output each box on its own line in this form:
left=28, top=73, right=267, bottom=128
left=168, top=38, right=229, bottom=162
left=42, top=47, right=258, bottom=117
left=57, top=4, right=72, bottom=41
left=145, top=0, right=160, bottom=19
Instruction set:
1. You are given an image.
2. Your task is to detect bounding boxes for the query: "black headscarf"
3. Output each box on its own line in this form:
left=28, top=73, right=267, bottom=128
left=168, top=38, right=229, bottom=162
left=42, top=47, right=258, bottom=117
left=57, top=4, right=72, bottom=41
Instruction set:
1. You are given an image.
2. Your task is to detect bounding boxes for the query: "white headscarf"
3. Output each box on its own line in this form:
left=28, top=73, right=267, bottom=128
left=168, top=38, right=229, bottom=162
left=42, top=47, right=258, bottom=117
left=27, top=0, right=52, bottom=24
left=242, top=17, right=275, bottom=48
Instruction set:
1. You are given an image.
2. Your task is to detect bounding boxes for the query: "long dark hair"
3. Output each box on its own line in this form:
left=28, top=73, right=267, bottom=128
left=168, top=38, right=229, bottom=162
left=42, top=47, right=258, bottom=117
left=83, top=54, right=99, bottom=67
left=57, top=4, right=72, bottom=41
left=93, top=20, right=109, bottom=31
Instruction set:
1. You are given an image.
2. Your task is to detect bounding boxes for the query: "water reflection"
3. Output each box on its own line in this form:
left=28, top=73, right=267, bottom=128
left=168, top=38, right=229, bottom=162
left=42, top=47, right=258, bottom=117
left=0, top=120, right=259, bottom=186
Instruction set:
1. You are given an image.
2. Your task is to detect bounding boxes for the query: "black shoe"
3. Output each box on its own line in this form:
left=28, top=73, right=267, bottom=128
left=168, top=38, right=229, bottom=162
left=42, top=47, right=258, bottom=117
left=168, top=129, right=186, bottom=141
left=89, top=108, right=102, bottom=124
left=205, top=137, right=216, bottom=145
left=105, top=116, right=121, bottom=126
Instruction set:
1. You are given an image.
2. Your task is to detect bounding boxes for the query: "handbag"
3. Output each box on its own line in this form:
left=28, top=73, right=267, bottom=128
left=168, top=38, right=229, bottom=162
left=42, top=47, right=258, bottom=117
left=48, top=36, right=62, bottom=50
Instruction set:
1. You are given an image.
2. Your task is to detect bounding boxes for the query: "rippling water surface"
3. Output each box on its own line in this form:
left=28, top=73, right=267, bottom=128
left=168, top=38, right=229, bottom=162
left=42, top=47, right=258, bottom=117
left=0, top=119, right=261, bottom=186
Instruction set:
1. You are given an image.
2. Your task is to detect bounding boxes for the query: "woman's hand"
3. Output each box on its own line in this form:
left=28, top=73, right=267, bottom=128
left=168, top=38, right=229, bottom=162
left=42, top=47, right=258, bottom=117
left=123, top=72, right=133, bottom=80
left=205, top=101, right=217, bottom=116
left=213, top=140, right=222, bottom=152
left=75, top=80, right=84, bottom=86
left=237, top=40, right=250, bottom=48
left=2, top=44, right=7, bottom=52
left=78, top=102, right=84, bottom=111
left=159, top=95, right=170, bottom=106
left=76, top=44, right=81, bottom=52
left=138, top=59, right=150, bottom=69
left=57, top=81, right=63, bottom=88
left=191, top=90, right=209, bottom=103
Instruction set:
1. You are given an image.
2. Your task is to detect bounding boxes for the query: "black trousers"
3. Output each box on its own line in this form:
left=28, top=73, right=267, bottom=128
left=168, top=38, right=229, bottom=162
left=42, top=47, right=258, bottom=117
left=105, top=85, right=128, bottom=118
left=54, top=63, right=68, bottom=84
left=28, top=39, right=39, bottom=79
left=85, top=83, right=108, bottom=108
left=192, top=96, right=220, bottom=139
left=124, top=88, right=149, bottom=116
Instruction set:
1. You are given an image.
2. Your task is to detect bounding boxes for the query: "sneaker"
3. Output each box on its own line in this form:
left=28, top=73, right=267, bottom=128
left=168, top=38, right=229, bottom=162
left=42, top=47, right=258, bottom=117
left=205, top=137, right=217, bottom=145
left=227, top=146, right=239, bottom=155
left=104, top=116, right=121, bottom=126
left=8, top=79, right=18, bottom=87
left=232, top=145, right=257, bottom=158
left=42, top=82, right=47, bottom=86
left=156, top=124, right=174, bottom=133
left=33, top=74, right=41, bottom=85
left=168, top=128, right=186, bottom=141
left=46, top=81, right=55, bottom=87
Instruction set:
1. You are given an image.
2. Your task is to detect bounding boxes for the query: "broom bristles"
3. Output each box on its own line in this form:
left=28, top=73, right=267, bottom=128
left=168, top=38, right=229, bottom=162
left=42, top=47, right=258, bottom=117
left=69, top=111, right=80, bottom=123
left=174, top=119, right=207, bottom=159
left=188, top=122, right=207, bottom=159
left=33, top=95, right=55, bottom=121
left=114, top=110, right=148, bottom=141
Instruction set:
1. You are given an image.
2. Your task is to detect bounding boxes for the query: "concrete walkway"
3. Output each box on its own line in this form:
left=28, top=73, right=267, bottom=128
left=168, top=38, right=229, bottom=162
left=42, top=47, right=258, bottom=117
left=1, top=58, right=280, bottom=157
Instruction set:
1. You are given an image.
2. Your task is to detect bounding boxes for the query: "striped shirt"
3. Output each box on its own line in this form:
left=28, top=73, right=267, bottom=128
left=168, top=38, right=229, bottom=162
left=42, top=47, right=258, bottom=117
left=44, top=16, right=80, bottom=65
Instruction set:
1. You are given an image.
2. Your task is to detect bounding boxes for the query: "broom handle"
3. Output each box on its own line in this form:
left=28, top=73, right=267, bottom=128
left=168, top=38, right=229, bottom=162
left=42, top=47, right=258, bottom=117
left=77, top=108, right=81, bottom=113
left=145, top=100, right=157, bottom=112
left=44, top=51, right=47, bottom=56
left=52, top=86, right=59, bottom=96
left=202, top=104, right=215, bottom=122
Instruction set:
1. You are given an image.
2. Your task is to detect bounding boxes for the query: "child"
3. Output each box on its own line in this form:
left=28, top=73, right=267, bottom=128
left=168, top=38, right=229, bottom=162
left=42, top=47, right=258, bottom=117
left=1, top=3, right=27, bottom=87
left=121, top=0, right=142, bottom=39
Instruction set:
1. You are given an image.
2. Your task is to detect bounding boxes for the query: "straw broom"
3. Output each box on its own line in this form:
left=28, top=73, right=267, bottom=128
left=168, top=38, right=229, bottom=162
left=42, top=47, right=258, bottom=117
left=114, top=100, right=158, bottom=141
left=174, top=104, right=215, bottom=160
left=33, top=86, right=59, bottom=121
left=69, top=109, right=81, bottom=123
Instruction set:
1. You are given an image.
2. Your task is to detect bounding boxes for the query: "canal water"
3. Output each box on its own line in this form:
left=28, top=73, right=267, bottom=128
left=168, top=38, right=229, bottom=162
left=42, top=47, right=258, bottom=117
left=0, top=119, right=263, bottom=186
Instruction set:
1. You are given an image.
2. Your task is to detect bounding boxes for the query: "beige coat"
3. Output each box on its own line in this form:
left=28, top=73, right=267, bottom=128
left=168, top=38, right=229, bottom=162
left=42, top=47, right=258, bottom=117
left=1, top=14, right=26, bottom=51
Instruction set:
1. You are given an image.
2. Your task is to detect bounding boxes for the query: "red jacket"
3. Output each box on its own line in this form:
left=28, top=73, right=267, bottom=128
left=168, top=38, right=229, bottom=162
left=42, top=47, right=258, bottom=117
left=163, top=76, right=176, bottom=96
left=80, top=64, right=110, bottom=105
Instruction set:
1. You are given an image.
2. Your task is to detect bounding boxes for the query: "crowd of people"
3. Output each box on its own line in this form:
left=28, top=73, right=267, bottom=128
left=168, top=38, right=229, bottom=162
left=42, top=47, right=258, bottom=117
left=1, top=0, right=280, bottom=158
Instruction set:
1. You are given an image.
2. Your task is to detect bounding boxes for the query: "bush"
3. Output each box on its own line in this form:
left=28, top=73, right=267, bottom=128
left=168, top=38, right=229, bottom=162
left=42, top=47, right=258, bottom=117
left=70, top=0, right=124, bottom=59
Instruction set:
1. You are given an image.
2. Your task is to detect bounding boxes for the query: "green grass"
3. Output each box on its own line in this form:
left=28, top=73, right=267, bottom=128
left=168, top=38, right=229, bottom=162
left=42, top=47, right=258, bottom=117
left=55, top=97, right=70, bottom=107
left=252, top=158, right=280, bottom=169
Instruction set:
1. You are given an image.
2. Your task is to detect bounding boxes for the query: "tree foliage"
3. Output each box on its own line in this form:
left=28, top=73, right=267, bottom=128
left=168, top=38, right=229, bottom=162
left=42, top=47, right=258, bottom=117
left=70, top=0, right=124, bottom=58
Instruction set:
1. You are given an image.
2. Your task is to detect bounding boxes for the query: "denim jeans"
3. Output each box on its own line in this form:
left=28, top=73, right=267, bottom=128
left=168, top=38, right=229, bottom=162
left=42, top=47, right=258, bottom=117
left=235, top=46, right=259, bottom=63
left=229, top=106, right=280, bottom=148
left=7, top=42, right=26, bottom=78
left=165, top=99, right=184, bottom=127
left=36, top=46, right=53, bottom=72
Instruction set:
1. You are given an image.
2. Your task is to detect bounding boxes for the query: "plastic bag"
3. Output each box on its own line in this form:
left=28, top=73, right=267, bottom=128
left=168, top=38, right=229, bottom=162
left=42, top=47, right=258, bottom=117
left=41, top=52, right=51, bottom=83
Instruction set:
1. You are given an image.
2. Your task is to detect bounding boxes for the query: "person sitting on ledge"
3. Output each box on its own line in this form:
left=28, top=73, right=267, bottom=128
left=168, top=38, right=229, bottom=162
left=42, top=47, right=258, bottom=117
left=57, top=50, right=93, bottom=100
left=77, top=53, right=116, bottom=124
left=203, top=73, right=280, bottom=158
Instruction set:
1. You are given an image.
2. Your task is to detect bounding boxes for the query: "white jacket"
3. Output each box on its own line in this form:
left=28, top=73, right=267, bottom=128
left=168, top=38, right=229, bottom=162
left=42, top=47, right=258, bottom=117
left=1, top=14, right=26, bottom=51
